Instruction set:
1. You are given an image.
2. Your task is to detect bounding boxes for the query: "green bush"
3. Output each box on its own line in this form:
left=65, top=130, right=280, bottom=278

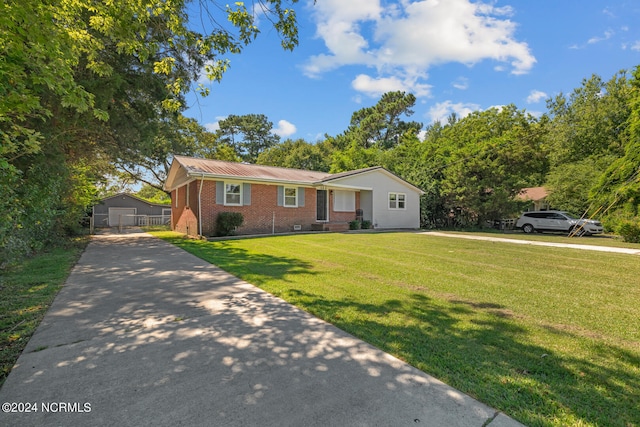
left=617, top=220, right=640, bottom=243
left=349, top=220, right=361, bottom=230
left=215, top=212, right=244, bottom=236
left=361, top=220, right=372, bottom=229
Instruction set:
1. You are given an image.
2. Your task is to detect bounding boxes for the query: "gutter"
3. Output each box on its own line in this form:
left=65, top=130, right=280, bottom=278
left=184, top=171, right=321, bottom=188
left=184, top=172, right=373, bottom=191
left=198, top=173, right=204, bottom=237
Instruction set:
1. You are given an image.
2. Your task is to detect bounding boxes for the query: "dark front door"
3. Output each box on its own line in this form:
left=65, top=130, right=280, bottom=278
left=316, top=190, right=328, bottom=221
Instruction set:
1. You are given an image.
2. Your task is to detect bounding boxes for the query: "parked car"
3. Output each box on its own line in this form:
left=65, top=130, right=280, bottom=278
left=515, top=211, right=604, bottom=236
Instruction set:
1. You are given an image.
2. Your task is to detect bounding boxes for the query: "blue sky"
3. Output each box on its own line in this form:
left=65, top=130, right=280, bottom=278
left=184, top=0, right=640, bottom=143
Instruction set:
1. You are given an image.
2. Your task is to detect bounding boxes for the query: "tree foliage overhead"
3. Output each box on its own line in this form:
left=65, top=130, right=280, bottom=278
left=257, top=139, right=332, bottom=171
left=0, top=0, right=300, bottom=267
left=216, top=114, right=280, bottom=163
left=332, top=91, right=422, bottom=151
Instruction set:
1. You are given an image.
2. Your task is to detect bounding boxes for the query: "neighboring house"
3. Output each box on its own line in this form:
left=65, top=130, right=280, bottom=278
left=92, top=193, right=172, bottom=227
left=163, top=155, right=424, bottom=237
left=517, top=187, right=550, bottom=211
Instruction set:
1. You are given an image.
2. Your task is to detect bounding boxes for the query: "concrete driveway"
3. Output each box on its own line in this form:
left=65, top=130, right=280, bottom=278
left=0, top=230, right=522, bottom=427
left=422, top=231, right=640, bottom=255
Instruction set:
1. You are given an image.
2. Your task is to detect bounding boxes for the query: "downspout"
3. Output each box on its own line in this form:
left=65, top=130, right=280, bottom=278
left=198, top=173, right=204, bottom=237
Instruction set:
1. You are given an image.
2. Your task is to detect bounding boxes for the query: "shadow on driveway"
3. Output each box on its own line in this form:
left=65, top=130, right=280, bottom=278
left=0, top=231, right=521, bottom=427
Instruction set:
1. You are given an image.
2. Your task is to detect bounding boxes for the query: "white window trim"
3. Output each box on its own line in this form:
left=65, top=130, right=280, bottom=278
left=284, top=186, right=298, bottom=208
left=225, top=182, right=243, bottom=206
left=388, top=192, right=407, bottom=210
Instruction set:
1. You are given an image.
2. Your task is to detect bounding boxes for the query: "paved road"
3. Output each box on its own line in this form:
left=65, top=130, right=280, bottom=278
left=0, top=230, right=522, bottom=427
left=422, top=231, right=640, bottom=255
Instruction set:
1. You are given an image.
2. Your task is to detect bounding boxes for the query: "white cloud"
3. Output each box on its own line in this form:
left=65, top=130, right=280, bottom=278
left=351, top=73, right=432, bottom=97
left=526, top=90, right=548, bottom=104
left=204, top=122, right=220, bottom=132
left=204, top=116, right=227, bottom=132
left=452, top=77, right=469, bottom=90
left=304, top=0, right=536, bottom=95
left=630, top=41, right=640, bottom=51
left=273, top=120, right=297, bottom=137
left=427, top=100, right=480, bottom=123
left=588, top=30, right=614, bottom=44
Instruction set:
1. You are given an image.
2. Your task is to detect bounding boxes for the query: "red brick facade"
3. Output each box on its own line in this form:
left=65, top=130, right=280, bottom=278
left=171, top=180, right=360, bottom=236
left=171, top=183, right=199, bottom=235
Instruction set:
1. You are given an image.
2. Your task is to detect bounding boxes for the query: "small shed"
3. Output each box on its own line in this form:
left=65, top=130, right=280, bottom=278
left=92, top=193, right=171, bottom=228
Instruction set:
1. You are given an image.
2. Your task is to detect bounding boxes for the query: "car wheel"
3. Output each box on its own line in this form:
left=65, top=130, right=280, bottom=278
left=522, top=224, right=535, bottom=234
left=569, top=226, right=585, bottom=237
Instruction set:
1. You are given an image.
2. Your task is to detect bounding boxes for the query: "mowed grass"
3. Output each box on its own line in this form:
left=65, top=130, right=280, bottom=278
left=0, top=239, right=88, bottom=387
left=152, top=231, right=640, bottom=427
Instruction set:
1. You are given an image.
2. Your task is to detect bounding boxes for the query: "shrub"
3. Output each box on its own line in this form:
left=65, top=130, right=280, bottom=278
left=215, top=212, right=244, bottom=237
left=361, top=220, right=372, bottom=229
left=349, top=220, right=361, bottom=230
left=617, top=220, right=640, bottom=243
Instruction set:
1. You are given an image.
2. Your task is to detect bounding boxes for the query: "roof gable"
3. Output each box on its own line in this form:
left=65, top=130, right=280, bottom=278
left=322, top=166, right=424, bottom=194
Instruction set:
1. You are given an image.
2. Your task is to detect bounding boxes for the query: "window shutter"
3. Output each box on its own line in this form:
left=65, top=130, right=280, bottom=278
left=243, top=183, right=251, bottom=205
left=277, top=186, right=284, bottom=206
left=298, top=187, right=305, bottom=207
left=216, top=181, right=224, bottom=205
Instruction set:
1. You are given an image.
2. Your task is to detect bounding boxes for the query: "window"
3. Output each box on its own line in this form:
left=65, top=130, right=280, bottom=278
left=333, top=190, right=355, bottom=212
left=225, top=183, right=242, bottom=206
left=284, top=187, right=297, bottom=207
left=389, top=192, right=406, bottom=210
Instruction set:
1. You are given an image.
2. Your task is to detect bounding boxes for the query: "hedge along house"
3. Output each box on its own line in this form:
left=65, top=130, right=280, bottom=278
left=164, top=155, right=424, bottom=237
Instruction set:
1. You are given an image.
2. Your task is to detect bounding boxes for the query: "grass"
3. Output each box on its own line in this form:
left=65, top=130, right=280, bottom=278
left=0, top=238, right=88, bottom=387
left=152, top=230, right=640, bottom=427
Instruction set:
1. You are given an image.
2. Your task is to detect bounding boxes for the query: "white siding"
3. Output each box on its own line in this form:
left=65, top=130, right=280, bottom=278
left=328, top=170, right=421, bottom=229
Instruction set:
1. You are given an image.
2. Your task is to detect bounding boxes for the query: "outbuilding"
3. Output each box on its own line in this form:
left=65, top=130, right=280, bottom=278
left=92, top=193, right=171, bottom=228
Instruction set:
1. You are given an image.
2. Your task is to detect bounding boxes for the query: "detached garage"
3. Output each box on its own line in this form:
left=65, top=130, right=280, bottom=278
left=92, top=193, right=171, bottom=228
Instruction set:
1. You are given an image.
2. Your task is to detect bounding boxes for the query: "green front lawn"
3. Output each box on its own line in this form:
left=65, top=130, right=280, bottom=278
left=0, top=238, right=88, bottom=387
left=151, top=231, right=640, bottom=427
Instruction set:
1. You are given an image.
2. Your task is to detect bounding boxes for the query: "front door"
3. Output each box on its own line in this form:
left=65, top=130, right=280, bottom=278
left=316, top=190, right=328, bottom=221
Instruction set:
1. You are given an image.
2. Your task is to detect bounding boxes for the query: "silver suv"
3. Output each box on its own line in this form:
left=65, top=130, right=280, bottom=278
left=515, top=211, right=604, bottom=236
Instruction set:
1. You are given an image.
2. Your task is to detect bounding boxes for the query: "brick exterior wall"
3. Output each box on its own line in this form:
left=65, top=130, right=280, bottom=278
left=172, top=183, right=199, bottom=235
left=171, top=180, right=360, bottom=236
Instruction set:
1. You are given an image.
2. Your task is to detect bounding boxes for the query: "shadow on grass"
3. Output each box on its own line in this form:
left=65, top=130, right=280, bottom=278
left=278, top=289, right=640, bottom=427
left=160, top=236, right=316, bottom=285
left=160, top=233, right=639, bottom=427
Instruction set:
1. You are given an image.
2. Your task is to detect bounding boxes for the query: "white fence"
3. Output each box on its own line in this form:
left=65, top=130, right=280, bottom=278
left=90, top=214, right=172, bottom=234
left=126, top=215, right=171, bottom=226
